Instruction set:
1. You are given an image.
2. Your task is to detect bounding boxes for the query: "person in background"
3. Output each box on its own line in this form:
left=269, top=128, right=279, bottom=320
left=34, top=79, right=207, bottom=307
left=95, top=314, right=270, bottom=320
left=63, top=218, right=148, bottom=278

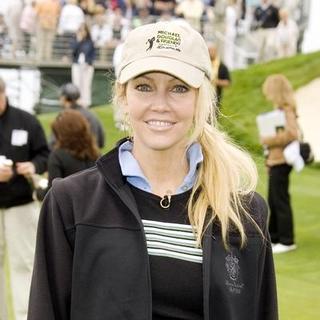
left=38, top=109, right=100, bottom=200
left=131, top=6, right=154, bottom=29
left=57, top=0, right=85, bottom=59
left=109, top=0, right=128, bottom=14
left=223, top=0, right=238, bottom=70
left=28, top=21, right=277, bottom=320
left=19, top=0, right=37, bottom=56
left=0, top=77, right=49, bottom=320
left=71, top=23, right=96, bottom=108
left=261, top=74, right=299, bottom=254
left=6, top=0, right=24, bottom=57
left=95, top=0, right=109, bottom=9
left=108, top=6, right=130, bottom=45
left=152, top=0, right=176, bottom=16
left=0, top=14, right=8, bottom=56
left=252, top=0, right=279, bottom=61
left=58, top=0, right=85, bottom=36
left=90, top=9, right=113, bottom=61
left=175, top=0, right=204, bottom=32
left=207, top=42, right=231, bottom=109
left=52, top=83, right=105, bottom=149
left=275, top=7, right=299, bottom=58
left=79, top=0, right=96, bottom=17
left=35, top=0, right=60, bottom=61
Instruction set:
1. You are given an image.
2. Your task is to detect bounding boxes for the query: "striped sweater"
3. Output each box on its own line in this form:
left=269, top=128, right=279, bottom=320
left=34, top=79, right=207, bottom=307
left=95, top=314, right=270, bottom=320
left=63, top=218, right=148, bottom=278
left=130, top=186, right=203, bottom=320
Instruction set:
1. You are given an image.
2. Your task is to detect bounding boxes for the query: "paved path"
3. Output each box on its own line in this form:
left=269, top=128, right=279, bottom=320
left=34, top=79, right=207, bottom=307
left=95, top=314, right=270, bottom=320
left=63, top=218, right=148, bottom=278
left=295, top=78, right=320, bottom=162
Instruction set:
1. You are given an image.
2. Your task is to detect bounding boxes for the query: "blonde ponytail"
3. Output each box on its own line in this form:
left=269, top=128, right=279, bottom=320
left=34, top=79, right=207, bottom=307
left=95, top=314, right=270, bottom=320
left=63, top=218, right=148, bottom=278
left=114, top=78, right=260, bottom=248
left=188, top=79, right=258, bottom=247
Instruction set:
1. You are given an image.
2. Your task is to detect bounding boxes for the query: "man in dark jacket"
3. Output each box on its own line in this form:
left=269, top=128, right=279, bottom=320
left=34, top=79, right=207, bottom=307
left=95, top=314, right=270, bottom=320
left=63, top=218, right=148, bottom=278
left=0, top=77, right=49, bottom=320
left=49, top=83, right=105, bottom=149
left=252, top=0, right=279, bottom=61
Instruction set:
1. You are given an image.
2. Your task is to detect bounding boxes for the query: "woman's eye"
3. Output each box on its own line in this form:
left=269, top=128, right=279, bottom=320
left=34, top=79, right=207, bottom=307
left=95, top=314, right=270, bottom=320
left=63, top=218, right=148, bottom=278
left=136, top=84, right=152, bottom=92
left=172, top=85, right=189, bottom=93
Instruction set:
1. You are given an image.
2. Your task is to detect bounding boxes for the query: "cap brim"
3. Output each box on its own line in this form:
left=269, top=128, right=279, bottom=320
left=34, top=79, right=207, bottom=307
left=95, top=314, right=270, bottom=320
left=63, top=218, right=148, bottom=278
left=118, top=56, right=205, bottom=88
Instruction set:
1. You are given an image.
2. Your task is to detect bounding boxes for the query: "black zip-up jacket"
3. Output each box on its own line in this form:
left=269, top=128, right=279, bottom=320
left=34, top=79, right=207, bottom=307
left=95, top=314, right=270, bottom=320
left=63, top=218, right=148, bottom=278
left=28, top=145, right=278, bottom=320
left=0, top=103, right=49, bottom=208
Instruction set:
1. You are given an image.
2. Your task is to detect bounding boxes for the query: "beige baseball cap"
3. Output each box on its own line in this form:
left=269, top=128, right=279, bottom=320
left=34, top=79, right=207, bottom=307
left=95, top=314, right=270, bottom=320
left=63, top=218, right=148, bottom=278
left=117, top=21, right=212, bottom=88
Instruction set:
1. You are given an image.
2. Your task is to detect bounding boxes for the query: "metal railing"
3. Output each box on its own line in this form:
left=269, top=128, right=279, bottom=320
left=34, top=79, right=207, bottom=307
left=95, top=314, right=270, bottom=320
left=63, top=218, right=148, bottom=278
left=0, top=18, right=261, bottom=70
left=0, top=33, right=115, bottom=68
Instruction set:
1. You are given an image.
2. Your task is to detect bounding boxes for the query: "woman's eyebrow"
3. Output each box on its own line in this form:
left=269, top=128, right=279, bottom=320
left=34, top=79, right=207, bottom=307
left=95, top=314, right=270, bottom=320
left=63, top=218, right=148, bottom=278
left=133, top=73, right=178, bottom=82
left=133, top=74, right=153, bottom=81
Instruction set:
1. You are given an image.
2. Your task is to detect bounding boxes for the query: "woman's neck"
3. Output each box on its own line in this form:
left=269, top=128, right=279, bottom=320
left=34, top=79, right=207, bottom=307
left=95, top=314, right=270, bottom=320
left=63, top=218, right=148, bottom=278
left=132, top=144, right=189, bottom=197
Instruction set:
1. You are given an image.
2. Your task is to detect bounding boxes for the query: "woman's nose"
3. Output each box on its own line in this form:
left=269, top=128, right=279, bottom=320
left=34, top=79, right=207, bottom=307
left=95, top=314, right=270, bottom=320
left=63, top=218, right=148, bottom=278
left=150, top=91, right=170, bottom=112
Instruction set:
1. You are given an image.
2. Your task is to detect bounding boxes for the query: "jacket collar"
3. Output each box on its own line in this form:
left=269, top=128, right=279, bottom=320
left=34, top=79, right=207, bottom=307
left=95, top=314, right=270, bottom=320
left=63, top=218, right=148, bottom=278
left=97, top=142, right=127, bottom=190
left=96, top=139, right=146, bottom=227
left=96, top=141, right=153, bottom=319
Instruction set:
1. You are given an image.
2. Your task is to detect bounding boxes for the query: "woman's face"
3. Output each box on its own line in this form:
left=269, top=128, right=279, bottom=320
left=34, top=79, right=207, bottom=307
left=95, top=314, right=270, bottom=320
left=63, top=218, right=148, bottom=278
left=124, top=72, right=197, bottom=154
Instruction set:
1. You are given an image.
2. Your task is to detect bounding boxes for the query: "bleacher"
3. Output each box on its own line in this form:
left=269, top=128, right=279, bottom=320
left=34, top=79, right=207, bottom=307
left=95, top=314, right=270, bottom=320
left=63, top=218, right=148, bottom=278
left=0, top=0, right=311, bottom=113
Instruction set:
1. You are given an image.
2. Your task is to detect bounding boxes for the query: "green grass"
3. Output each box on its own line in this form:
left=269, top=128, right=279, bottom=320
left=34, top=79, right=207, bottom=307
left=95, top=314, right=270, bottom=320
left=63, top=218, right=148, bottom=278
left=219, top=53, right=320, bottom=318
left=254, top=158, right=320, bottom=320
left=275, top=166, right=320, bottom=320
left=6, top=52, right=319, bottom=319
left=220, top=51, right=320, bottom=154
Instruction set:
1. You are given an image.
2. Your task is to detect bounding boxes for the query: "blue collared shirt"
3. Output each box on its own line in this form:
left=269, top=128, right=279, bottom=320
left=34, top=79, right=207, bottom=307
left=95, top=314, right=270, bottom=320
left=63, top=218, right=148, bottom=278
left=118, top=141, right=203, bottom=194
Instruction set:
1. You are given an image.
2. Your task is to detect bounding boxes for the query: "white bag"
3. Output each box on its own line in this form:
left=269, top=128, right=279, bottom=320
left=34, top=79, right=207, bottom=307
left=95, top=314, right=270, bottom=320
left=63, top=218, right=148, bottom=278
left=283, top=140, right=304, bottom=172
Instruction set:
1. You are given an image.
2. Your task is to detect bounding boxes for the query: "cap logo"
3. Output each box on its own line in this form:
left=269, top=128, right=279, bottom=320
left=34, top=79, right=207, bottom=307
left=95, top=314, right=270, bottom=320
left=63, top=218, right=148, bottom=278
left=146, top=30, right=181, bottom=52
left=146, top=37, right=156, bottom=51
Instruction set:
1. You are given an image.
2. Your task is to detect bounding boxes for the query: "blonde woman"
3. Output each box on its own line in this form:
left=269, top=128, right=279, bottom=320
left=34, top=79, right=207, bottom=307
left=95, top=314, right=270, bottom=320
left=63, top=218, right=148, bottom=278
left=261, top=74, right=299, bottom=254
left=28, top=22, right=277, bottom=320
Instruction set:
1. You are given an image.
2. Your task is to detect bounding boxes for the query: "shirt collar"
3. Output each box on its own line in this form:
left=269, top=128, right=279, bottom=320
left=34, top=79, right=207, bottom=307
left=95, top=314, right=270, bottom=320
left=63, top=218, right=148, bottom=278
left=118, top=140, right=203, bottom=194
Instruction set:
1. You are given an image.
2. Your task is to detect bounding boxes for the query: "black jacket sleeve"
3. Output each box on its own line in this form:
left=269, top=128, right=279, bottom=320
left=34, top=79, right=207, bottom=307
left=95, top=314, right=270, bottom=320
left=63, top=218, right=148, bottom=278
left=254, top=194, right=278, bottom=320
left=28, top=182, right=74, bottom=320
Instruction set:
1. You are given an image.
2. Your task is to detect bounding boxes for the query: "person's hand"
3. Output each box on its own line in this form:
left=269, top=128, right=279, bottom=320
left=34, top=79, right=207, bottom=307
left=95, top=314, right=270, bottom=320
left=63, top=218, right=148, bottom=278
left=0, top=165, right=14, bottom=182
left=16, top=161, right=35, bottom=178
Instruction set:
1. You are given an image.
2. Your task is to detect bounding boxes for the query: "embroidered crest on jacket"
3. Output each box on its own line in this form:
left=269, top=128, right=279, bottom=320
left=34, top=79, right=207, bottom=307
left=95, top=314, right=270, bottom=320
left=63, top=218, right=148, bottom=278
left=225, top=253, right=244, bottom=294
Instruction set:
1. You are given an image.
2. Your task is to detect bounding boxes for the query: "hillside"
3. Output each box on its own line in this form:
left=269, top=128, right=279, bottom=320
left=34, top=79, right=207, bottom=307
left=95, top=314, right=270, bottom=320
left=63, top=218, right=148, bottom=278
left=38, top=51, right=320, bottom=155
left=219, top=51, right=320, bottom=154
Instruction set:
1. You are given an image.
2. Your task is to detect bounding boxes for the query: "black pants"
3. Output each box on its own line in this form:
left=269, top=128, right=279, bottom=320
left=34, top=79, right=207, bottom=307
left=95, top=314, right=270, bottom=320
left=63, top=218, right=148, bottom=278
left=268, top=164, right=295, bottom=245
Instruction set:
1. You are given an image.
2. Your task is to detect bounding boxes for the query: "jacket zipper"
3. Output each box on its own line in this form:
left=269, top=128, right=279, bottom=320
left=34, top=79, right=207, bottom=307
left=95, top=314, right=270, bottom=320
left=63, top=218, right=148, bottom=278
left=105, top=181, right=153, bottom=319
left=202, top=223, right=213, bottom=320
